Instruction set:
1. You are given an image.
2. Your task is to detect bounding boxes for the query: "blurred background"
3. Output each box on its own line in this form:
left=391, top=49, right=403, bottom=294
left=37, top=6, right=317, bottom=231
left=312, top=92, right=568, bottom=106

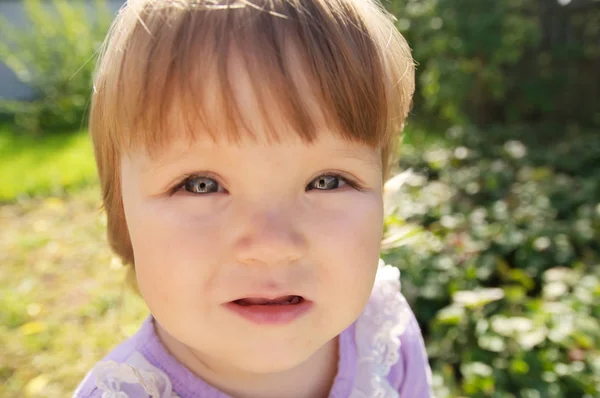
left=0, top=0, right=598, bottom=397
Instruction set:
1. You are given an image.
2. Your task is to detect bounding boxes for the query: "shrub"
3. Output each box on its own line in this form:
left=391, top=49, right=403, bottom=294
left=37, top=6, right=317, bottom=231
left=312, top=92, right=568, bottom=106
left=387, top=0, right=600, bottom=128
left=382, top=126, right=600, bottom=397
left=0, top=0, right=112, bottom=134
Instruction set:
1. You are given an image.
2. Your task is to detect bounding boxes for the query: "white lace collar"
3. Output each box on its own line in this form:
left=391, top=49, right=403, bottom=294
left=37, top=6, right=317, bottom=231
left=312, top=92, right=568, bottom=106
left=349, top=259, right=411, bottom=398
left=93, top=352, right=181, bottom=398
left=87, top=259, right=411, bottom=398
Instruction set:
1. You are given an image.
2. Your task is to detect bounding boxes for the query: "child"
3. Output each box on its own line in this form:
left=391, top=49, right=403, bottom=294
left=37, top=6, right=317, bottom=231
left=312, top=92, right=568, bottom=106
left=74, top=0, right=433, bottom=396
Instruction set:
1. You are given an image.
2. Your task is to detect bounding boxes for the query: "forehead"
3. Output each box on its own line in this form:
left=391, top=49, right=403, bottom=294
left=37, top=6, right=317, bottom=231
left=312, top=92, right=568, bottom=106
left=130, top=123, right=382, bottom=174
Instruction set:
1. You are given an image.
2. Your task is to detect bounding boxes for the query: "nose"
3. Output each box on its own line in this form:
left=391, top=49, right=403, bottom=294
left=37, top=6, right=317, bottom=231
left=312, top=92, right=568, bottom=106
left=233, top=204, right=306, bottom=267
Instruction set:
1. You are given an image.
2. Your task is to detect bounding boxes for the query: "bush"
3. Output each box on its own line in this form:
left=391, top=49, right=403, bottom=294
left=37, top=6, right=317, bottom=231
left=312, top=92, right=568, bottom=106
left=0, top=0, right=112, bottom=134
left=382, top=126, right=600, bottom=397
left=387, top=0, right=600, bottom=128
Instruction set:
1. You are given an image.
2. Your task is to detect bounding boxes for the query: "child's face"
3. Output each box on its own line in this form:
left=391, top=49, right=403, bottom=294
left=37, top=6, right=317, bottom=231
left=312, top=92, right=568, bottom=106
left=119, top=56, right=384, bottom=375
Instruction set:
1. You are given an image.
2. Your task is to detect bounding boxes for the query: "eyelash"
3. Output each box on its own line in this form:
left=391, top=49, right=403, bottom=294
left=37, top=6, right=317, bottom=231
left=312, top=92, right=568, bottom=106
left=171, top=172, right=364, bottom=195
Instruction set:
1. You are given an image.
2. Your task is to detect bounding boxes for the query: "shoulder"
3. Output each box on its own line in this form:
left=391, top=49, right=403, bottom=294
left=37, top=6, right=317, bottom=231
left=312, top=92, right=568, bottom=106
left=73, top=351, right=179, bottom=398
left=72, top=369, right=103, bottom=398
left=72, top=316, right=174, bottom=398
left=352, top=260, right=434, bottom=397
left=387, top=309, right=435, bottom=397
left=73, top=336, right=140, bottom=397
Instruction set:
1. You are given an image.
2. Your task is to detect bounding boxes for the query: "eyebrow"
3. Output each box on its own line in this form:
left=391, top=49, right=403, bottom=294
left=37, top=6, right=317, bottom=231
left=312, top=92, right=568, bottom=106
left=334, top=148, right=382, bottom=169
left=135, top=139, right=382, bottom=175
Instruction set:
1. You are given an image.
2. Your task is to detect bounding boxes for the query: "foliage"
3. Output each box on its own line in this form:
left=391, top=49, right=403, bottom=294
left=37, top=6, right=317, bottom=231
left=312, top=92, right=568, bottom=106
left=1, top=0, right=598, bottom=132
left=387, top=0, right=600, bottom=128
left=382, top=125, right=600, bottom=397
left=0, top=0, right=111, bottom=134
left=0, top=125, right=97, bottom=202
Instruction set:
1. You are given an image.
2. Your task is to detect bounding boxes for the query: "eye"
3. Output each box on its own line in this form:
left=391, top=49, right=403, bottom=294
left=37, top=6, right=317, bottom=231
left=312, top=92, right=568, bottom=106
left=182, top=176, right=223, bottom=194
left=307, top=173, right=350, bottom=191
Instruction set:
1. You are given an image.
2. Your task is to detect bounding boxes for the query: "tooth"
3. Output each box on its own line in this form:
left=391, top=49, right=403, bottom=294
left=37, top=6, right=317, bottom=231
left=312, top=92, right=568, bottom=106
left=290, top=296, right=300, bottom=304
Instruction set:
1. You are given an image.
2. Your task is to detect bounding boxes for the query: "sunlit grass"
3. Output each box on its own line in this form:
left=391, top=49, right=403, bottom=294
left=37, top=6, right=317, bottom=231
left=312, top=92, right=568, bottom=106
left=0, top=187, right=148, bottom=397
left=0, top=126, right=97, bottom=202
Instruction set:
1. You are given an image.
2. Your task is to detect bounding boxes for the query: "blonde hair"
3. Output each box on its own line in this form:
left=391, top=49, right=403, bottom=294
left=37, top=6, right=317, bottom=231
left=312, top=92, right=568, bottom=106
left=89, top=0, right=415, bottom=284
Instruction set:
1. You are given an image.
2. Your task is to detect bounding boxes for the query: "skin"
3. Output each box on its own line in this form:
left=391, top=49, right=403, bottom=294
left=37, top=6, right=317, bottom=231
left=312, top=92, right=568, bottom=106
left=119, top=50, right=385, bottom=398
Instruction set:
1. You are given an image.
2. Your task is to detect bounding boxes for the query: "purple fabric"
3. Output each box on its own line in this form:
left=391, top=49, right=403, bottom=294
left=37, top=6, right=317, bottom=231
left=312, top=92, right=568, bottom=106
left=74, top=308, right=433, bottom=397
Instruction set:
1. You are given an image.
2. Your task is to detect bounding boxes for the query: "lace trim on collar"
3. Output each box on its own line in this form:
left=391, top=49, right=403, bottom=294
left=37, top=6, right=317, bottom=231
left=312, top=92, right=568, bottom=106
left=92, top=352, right=180, bottom=398
left=349, top=259, right=411, bottom=398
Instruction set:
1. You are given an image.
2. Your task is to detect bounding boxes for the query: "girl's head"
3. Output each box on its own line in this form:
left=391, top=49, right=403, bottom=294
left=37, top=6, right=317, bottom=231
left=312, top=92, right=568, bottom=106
left=91, top=0, right=413, bottom=378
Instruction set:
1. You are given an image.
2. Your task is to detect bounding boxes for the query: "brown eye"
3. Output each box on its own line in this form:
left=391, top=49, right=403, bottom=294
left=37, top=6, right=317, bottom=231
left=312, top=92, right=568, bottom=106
left=184, top=176, right=220, bottom=194
left=308, top=174, right=347, bottom=191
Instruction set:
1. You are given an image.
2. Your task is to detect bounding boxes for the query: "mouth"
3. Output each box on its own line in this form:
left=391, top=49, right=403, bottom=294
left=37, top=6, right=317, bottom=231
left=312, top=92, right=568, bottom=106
left=232, top=295, right=305, bottom=306
left=226, top=295, right=311, bottom=325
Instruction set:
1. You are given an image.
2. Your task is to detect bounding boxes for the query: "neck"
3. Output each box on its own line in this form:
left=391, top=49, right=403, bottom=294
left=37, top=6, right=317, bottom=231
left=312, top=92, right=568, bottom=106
left=155, top=323, right=339, bottom=398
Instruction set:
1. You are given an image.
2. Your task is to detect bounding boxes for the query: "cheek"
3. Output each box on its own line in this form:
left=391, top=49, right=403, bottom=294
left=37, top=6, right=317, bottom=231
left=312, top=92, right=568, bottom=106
left=314, top=192, right=383, bottom=248
left=311, top=192, right=383, bottom=294
left=122, top=196, right=222, bottom=300
left=124, top=193, right=219, bottom=254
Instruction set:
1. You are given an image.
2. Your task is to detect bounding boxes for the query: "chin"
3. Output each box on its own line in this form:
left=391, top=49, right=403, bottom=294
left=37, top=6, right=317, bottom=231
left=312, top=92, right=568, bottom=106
left=232, top=344, right=316, bottom=374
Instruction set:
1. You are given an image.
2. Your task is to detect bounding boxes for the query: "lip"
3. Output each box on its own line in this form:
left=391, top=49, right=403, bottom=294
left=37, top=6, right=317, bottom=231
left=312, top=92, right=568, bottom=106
left=224, top=298, right=313, bottom=325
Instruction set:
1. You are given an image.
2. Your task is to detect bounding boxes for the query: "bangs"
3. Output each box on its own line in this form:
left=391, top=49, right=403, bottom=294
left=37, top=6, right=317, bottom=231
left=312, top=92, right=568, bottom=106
left=91, top=0, right=414, bottom=158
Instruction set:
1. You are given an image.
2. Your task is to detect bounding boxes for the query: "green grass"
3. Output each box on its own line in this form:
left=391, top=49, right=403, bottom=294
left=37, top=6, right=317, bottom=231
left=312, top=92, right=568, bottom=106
left=0, top=187, right=148, bottom=397
left=0, top=126, right=97, bottom=202
left=0, top=127, right=142, bottom=397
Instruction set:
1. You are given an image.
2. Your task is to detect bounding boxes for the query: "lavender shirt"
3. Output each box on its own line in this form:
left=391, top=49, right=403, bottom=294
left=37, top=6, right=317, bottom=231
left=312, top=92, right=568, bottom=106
left=74, top=263, right=434, bottom=397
